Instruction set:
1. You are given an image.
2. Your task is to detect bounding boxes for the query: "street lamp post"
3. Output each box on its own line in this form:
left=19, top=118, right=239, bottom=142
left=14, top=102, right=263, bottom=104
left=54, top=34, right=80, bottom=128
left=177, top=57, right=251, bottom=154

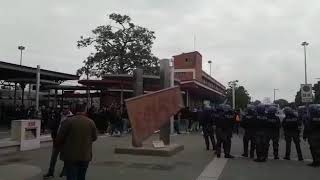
left=301, top=41, right=309, bottom=84
left=273, top=88, right=279, bottom=103
left=18, top=46, right=26, bottom=66
left=301, top=42, right=310, bottom=118
left=208, top=60, right=212, bottom=76
left=231, top=80, right=238, bottom=110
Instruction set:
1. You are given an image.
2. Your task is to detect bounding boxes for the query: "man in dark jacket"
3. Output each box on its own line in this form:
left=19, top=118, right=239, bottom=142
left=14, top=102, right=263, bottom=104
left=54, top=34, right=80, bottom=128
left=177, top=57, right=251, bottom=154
left=55, top=103, right=97, bottom=180
left=282, top=107, right=303, bottom=161
left=201, top=106, right=216, bottom=150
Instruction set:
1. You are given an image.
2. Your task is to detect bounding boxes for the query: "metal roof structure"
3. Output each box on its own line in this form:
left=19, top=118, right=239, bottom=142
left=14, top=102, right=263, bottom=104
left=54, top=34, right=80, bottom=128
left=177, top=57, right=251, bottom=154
left=79, top=74, right=181, bottom=92
left=41, top=85, right=109, bottom=91
left=0, top=61, right=79, bottom=82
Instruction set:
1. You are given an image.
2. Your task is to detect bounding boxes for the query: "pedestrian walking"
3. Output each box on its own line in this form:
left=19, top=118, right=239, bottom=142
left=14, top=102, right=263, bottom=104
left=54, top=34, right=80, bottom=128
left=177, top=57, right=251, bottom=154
left=55, top=103, right=98, bottom=180
left=182, top=107, right=191, bottom=132
left=189, top=108, right=198, bottom=132
left=201, top=105, right=216, bottom=150
left=174, top=111, right=181, bottom=134
left=234, top=109, right=241, bottom=135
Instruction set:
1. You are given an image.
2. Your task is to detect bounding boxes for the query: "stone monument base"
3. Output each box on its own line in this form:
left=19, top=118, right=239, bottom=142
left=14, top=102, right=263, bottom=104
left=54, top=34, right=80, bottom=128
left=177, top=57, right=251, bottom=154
left=0, top=163, right=42, bottom=180
left=114, top=144, right=184, bottom=157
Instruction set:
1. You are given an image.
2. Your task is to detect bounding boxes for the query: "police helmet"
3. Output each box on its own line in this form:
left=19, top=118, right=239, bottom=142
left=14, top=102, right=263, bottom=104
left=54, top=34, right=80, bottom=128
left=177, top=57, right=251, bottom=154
left=266, top=106, right=278, bottom=114
left=309, top=104, right=320, bottom=116
left=247, top=105, right=256, bottom=115
left=216, top=104, right=224, bottom=112
left=256, top=104, right=266, bottom=114
left=283, top=107, right=293, bottom=116
left=222, top=104, right=233, bottom=113
left=210, top=106, right=216, bottom=113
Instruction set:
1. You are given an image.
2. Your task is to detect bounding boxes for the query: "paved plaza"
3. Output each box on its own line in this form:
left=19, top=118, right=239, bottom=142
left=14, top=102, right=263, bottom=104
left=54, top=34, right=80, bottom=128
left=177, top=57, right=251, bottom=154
left=0, top=133, right=319, bottom=180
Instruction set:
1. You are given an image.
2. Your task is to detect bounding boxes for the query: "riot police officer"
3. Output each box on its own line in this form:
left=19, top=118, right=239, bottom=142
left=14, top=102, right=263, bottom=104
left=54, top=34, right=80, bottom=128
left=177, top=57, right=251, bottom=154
left=241, top=105, right=257, bottom=158
left=303, top=104, right=320, bottom=167
left=201, top=105, right=216, bottom=151
left=282, top=107, right=303, bottom=161
left=215, top=104, right=235, bottom=158
left=254, top=104, right=268, bottom=162
left=265, top=106, right=281, bottom=160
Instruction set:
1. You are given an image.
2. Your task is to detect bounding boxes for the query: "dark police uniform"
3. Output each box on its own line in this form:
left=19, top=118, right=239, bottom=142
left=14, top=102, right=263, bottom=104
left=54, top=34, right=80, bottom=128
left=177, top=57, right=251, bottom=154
left=201, top=107, right=216, bottom=150
left=255, top=104, right=268, bottom=162
left=241, top=106, right=257, bottom=158
left=265, top=106, right=281, bottom=160
left=215, top=105, right=235, bottom=158
left=304, top=104, right=320, bottom=167
left=282, top=107, right=303, bottom=161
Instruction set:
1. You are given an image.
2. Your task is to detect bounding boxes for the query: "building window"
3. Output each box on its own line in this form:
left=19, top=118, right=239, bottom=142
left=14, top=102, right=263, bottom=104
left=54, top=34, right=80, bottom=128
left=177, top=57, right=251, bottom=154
left=175, top=72, right=187, bottom=79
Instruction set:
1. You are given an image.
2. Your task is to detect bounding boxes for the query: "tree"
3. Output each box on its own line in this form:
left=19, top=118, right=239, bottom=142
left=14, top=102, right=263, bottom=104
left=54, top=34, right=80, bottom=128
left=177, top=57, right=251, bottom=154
left=226, top=81, right=251, bottom=109
left=313, top=81, right=320, bottom=103
left=288, top=102, right=297, bottom=109
left=274, top=99, right=289, bottom=109
left=77, top=13, right=159, bottom=77
left=262, top=97, right=272, bottom=104
left=252, top=100, right=261, bottom=106
left=295, top=90, right=302, bottom=106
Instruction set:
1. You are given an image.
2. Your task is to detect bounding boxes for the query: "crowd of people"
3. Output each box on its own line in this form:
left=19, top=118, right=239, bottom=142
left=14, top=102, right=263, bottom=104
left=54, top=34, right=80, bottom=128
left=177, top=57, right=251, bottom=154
left=197, top=103, right=320, bottom=167
left=173, top=106, right=241, bottom=135
left=16, top=101, right=318, bottom=180
left=87, top=104, right=129, bottom=136
left=36, top=103, right=129, bottom=137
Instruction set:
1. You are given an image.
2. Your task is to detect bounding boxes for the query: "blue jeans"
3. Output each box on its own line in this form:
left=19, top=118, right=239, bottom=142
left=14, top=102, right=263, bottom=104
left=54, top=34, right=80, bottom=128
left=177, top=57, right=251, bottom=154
left=65, top=161, right=89, bottom=180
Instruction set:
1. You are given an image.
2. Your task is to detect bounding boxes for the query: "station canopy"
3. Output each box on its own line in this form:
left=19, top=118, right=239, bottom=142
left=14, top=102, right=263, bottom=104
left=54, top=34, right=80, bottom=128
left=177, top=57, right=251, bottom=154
left=79, top=74, right=181, bottom=92
left=0, top=61, right=79, bottom=83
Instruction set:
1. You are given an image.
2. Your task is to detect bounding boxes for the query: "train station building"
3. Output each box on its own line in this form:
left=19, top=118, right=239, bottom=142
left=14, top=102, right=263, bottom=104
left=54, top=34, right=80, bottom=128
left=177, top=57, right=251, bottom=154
left=0, top=51, right=226, bottom=126
left=79, top=51, right=226, bottom=108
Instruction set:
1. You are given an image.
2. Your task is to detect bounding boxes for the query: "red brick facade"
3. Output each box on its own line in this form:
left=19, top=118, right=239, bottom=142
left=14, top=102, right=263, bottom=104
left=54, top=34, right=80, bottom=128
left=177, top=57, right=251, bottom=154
left=175, top=72, right=194, bottom=81
left=173, top=51, right=202, bottom=81
left=173, top=51, right=225, bottom=94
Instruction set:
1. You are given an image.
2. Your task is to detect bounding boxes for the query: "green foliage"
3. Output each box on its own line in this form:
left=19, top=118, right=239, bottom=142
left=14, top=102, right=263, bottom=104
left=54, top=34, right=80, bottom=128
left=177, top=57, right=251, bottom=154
left=252, top=100, right=261, bottom=106
left=313, top=81, right=320, bottom=103
left=274, top=99, right=289, bottom=108
left=294, top=90, right=302, bottom=106
left=226, top=81, right=251, bottom=109
left=77, top=13, right=159, bottom=77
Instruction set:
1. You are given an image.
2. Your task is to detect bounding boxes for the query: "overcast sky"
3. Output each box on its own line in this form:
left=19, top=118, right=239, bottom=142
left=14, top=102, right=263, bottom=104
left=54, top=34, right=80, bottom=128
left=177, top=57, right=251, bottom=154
left=1, top=0, right=320, bottom=102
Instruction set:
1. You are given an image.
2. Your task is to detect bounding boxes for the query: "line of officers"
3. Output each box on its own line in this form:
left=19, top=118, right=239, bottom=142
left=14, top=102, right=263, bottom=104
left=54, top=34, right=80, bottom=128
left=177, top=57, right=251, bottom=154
left=201, top=103, right=320, bottom=167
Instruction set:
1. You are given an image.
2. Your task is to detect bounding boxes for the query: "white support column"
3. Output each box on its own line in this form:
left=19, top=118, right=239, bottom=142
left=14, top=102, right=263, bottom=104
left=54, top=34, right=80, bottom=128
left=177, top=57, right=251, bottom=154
left=120, top=89, right=124, bottom=114
left=186, top=90, right=190, bottom=107
left=35, top=65, right=40, bottom=113
left=170, top=60, right=174, bottom=134
left=232, top=82, right=236, bottom=110
left=28, top=84, right=32, bottom=106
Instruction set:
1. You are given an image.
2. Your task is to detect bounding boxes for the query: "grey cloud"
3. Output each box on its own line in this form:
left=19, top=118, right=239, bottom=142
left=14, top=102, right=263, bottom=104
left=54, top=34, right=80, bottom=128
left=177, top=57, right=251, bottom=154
left=1, top=0, right=320, bottom=101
